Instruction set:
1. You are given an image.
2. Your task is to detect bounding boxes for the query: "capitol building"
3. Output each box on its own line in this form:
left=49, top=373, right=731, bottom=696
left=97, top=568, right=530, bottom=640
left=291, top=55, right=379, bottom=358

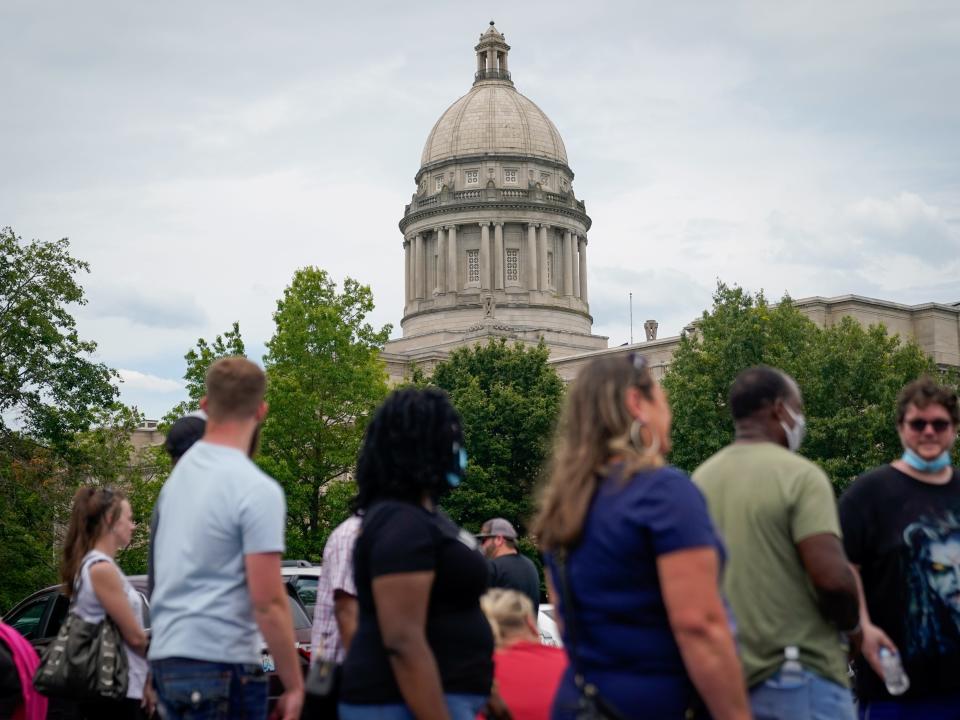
left=383, top=23, right=960, bottom=382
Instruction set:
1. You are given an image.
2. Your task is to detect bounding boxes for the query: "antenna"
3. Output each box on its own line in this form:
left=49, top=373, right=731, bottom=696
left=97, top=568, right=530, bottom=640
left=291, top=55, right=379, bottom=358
left=630, top=292, right=633, bottom=344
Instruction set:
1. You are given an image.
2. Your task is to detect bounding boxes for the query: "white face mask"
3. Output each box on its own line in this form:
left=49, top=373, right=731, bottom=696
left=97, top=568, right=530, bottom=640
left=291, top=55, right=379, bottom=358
left=780, top=404, right=807, bottom=453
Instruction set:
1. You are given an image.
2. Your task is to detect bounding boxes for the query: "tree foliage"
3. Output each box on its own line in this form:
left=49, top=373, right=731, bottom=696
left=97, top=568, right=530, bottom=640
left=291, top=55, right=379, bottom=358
left=0, top=227, right=117, bottom=449
left=430, top=339, right=565, bottom=534
left=260, top=268, right=391, bottom=559
left=162, top=322, right=245, bottom=426
left=662, top=283, right=945, bottom=491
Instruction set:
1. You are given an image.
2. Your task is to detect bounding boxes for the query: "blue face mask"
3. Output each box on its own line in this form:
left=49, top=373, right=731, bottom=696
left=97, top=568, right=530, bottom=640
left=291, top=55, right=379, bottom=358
left=902, top=448, right=952, bottom=473
left=446, top=445, right=468, bottom=488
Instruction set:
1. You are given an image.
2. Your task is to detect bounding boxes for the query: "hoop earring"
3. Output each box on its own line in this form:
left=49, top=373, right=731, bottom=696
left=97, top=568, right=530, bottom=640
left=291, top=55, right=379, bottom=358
left=629, top=418, right=661, bottom=457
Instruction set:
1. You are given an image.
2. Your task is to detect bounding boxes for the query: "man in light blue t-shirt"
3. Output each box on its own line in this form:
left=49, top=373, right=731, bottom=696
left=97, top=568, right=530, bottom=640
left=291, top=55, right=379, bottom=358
left=149, top=357, right=304, bottom=720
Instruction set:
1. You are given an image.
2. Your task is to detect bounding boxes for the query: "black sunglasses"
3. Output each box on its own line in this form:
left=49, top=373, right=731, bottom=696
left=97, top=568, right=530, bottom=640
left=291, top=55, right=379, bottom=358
left=906, top=418, right=952, bottom=433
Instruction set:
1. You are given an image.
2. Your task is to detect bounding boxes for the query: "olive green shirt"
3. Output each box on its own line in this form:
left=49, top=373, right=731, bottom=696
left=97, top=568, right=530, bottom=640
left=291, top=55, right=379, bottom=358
left=693, top=442, right=849, bottom=688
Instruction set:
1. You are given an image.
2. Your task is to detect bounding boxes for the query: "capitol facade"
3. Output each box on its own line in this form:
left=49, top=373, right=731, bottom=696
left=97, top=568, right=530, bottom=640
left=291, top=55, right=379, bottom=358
left=383, top=23, right=960, bottom=383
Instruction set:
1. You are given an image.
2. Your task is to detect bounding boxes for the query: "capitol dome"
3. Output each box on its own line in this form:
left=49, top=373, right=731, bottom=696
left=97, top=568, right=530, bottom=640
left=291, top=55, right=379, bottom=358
left=385, top=22, right=607, bottom=371
left=421, top=84, right=568, bottom=167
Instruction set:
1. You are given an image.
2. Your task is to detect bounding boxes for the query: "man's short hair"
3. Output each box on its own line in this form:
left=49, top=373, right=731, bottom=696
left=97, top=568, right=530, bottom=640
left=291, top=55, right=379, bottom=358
left=896, top=377, right=960, bottom=425
left=728, top=365, right=794, bottom=421
left=204, top=357, right=266, bottom=421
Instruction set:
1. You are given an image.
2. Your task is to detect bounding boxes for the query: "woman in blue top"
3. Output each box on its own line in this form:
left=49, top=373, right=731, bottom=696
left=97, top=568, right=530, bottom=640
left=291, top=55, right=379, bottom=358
left=534, top=354, right=750, bottom=720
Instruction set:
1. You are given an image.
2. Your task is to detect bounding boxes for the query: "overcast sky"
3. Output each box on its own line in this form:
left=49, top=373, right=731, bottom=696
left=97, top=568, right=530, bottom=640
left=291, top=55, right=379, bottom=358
left=3, top=0, right=959, bottom=419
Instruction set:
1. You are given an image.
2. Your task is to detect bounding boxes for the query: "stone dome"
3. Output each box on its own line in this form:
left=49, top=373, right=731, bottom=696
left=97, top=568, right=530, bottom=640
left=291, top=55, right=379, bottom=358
left=420, top=85, right=568, bottom=167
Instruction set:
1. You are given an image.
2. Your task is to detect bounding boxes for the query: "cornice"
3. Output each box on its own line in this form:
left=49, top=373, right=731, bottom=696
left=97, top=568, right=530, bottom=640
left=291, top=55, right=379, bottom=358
left=399, top=199, right=592, bottom=233
left=415, top=153, right=575, bottom=183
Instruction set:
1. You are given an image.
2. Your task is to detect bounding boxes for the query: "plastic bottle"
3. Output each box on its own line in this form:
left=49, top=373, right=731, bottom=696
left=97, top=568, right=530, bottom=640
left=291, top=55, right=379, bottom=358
left=878, top=647, right=910, bottom=696
left=781, top=646, right=804, bottom=684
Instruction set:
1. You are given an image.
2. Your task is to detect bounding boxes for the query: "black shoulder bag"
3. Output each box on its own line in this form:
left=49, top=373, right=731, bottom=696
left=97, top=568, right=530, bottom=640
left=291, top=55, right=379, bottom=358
left=555, top=549, right=627, bottom=720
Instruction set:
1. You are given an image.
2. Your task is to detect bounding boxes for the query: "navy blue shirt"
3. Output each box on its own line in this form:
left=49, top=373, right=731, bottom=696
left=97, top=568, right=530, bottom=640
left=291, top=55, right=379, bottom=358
left=545, top=464, right=725, bottom=719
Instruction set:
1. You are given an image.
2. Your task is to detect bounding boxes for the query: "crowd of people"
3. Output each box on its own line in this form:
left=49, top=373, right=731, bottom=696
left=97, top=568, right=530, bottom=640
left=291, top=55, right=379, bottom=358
left=4, top=352, right=960, bottom=719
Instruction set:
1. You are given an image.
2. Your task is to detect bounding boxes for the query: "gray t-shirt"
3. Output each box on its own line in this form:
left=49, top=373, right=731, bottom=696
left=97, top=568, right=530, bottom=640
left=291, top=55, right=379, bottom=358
left=148, top=441, right=286, bottom=664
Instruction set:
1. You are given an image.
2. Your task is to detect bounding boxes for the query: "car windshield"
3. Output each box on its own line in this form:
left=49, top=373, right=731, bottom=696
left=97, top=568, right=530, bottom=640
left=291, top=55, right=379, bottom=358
left=289, top=596, right=311, bottom=629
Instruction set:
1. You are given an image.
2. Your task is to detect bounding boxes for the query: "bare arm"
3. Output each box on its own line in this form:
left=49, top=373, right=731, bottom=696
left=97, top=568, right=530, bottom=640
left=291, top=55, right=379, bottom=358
left=849, top=563, right=897, bottom=676
left=88, top=563, right=147, bottom=655
left=333, top=590, right=358, bottom=653
left=245, top=553, right=303, bottom=720
left=373, top=572, right=449, bottom=720
left=796, top=533, right=858, bottom=630
left=658, top=547, right=750, bottom=720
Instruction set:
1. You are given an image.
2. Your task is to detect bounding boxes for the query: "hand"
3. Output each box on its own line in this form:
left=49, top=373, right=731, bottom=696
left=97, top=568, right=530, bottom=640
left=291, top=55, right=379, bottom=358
left=483, top=687, right=513, bottom=720
left=270, top=687, right=305, bottom=720
left=858, top=621, right=898, bottom=677
left=140, top=680, right=158, bottom=717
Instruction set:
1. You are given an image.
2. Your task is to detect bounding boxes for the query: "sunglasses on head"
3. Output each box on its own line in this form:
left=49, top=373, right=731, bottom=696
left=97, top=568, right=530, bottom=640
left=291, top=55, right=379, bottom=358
left=627, top=353, right=648, bottom=372
left=906, top=418, right=952, bottom=433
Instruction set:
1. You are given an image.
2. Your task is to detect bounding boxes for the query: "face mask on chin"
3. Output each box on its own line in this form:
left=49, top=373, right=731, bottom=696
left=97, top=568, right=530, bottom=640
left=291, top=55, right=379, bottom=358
left=780, top=405, right=807, bottom=453
left=902, top=448, right=952, bottom=473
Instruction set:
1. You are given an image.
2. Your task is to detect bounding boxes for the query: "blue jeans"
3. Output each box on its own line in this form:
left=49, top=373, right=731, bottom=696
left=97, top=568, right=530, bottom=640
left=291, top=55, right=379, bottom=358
left=751, top=668, right=856, bottom=720
left=858, top=693, right=960, bottom=720
left=339, top=694, right=487, bottom=720
left=151, top=658, right=268, bottom=720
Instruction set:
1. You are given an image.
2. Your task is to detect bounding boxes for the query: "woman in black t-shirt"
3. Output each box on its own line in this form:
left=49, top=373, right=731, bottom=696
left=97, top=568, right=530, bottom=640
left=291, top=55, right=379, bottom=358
left=339, top=388, right=499, bottom=720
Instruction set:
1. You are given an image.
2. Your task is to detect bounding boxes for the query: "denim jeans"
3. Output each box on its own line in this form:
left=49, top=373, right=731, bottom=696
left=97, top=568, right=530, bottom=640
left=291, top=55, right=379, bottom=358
left=750, top=668, right=857, bottom=720
left=151, top=658, right=268, bottom=720
left=339, top=694, right=487, bottom=720
left=858, top=693, right=960, bottom=720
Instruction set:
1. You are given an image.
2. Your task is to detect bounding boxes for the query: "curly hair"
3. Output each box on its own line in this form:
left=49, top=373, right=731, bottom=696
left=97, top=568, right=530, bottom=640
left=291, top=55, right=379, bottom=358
left=902, top=511, right=960, bottom=658
left=896, top=377, right=960, bottom=426
left=353, top=387, right=464, bottom=510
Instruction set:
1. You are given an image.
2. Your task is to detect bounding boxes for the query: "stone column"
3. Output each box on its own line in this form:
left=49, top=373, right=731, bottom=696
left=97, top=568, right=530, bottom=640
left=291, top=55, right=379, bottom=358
left=479, top=223, right=491, bottom=290
left=493, top=223, right=504, bottom=289
left=563, top=230, right=574, bottom=296
left=446, top=225, right=458, bottom=293
left=487, top=47, right=495, bottom=71
left=403, top=240, right=411, bottom=304
left=436, top=227, right=447, bottom=294
left=414, top=234, right=425, bottom=299
left=578, top=236, right=589, bottom=303
left=572, top=236, right=581, bottom=299
left=538, top=225, right=549, bottom=291
left=526, top=223, right=538, bottom=290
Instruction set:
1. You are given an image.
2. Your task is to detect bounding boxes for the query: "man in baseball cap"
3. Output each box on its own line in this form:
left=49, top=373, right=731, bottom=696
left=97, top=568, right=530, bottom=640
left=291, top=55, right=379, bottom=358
left=477, top=517, right=541, bottom=613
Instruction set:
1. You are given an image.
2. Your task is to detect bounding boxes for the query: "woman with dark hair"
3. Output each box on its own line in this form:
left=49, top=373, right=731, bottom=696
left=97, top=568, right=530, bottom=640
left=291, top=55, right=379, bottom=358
left=60, top=486, right=150, bottom=719
left=338, top=388, right=498, bottom=720
left=533, top=354, right=749, bottom=720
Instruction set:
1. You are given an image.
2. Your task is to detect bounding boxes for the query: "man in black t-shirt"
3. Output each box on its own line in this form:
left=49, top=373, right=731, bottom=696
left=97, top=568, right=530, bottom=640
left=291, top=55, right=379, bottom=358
left=477, top=517, right=541, bottom=614
left=840, top=377, right=960, bottom=717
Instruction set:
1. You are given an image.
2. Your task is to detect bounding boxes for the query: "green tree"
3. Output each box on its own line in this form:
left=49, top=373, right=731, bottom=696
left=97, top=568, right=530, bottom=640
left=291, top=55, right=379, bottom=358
left=162, top=322, right=245, bottom=426
left=260, top=268, right=391, bottom=559
left=0, top=227, right=118, bottom=450
left=662, top=283, right=942, bottom=491
left=430, top=339, right=565, bottom=534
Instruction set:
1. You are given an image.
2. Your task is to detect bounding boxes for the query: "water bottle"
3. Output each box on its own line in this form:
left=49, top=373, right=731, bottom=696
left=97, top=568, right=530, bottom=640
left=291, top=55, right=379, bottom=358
left=781, top=646, right=804, bottom=684
left=878, top=647, right=910, bottom=695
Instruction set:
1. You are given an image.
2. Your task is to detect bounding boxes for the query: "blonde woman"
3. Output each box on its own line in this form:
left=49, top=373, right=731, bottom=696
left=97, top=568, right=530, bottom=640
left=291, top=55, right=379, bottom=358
left=60, top=487, right=150, bottom=719
left=533, top=354, right=750, bottom=720
left=480, top=589, right=566, bottom=720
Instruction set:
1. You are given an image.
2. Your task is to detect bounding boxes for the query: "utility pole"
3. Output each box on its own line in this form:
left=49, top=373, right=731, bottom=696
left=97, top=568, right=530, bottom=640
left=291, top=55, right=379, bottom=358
left=629, top=292, right=633, bottom=344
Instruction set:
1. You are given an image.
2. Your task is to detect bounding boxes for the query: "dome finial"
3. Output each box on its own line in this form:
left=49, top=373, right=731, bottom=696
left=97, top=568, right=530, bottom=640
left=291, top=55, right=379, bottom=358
left=474, top=23, right=511, bottom=85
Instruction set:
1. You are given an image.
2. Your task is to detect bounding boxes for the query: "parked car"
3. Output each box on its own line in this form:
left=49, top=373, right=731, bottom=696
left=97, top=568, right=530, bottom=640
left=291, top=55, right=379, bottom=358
left=538, top=603, right=563, bottom=647
left=3, top=574, right=310, bottom=716
left=281, top=561, right=323, bottom=618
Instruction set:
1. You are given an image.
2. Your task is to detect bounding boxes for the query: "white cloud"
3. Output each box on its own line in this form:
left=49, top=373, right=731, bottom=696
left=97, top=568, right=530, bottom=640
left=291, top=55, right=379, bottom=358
left=115, top=369, right=184, bottom=394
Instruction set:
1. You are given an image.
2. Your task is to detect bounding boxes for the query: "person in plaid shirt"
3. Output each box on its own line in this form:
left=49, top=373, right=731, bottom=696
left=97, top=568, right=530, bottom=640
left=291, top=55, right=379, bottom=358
left=311, top=515, right=362, bottom=663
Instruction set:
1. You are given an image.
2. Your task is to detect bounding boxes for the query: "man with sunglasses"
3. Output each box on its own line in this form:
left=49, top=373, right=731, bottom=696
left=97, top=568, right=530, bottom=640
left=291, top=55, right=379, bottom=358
left=840, top=377, right=960, bottom=718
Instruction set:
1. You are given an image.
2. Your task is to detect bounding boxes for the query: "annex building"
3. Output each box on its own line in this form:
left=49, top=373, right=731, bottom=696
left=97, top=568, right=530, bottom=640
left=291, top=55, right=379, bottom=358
left=382, top=23, right=960, bottom=383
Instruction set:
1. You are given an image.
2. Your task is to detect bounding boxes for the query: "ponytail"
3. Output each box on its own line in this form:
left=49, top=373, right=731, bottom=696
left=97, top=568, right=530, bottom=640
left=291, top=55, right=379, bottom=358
left=60, top=486, right=125, bottom=597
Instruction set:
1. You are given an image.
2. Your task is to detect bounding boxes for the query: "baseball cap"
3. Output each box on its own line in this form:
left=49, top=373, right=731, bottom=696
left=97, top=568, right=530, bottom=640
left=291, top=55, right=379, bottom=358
left=476, top=517, right=518, bottom=540
left=164, top=410, right=207, bottom=461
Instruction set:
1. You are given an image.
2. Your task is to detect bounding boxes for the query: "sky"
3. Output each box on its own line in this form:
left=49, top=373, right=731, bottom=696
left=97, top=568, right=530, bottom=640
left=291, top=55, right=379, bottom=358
left=3, top=0, right=959, bottom=419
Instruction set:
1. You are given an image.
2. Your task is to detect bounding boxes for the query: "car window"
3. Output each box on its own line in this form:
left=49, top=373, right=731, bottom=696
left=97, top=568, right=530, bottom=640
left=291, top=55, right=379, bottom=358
left=6, top=595, right=52, bottom=640
left=45, top=594, right=69, bottom=639
left=288, top=596, right=311, bottom=630
left=292, top=576, right=318, bottom=606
